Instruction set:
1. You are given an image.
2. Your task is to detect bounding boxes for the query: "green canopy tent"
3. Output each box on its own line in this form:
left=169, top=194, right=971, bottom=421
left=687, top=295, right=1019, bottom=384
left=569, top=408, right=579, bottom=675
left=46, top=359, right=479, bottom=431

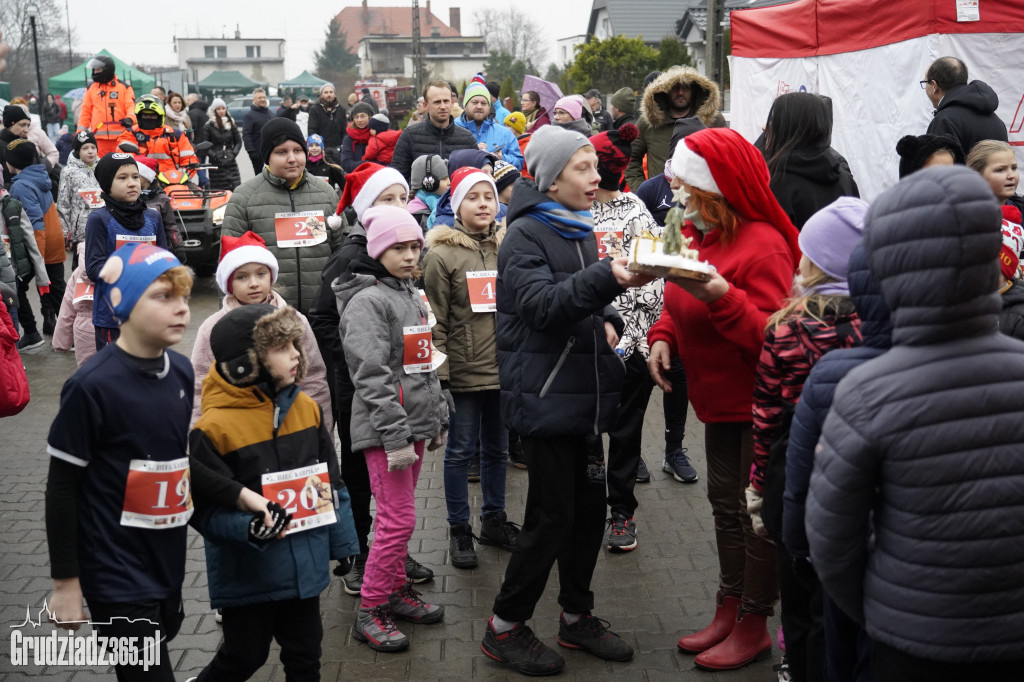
left=196, top=70, right=264, bottom=97
left=47, top=50, right=155, bottom=97
left=277, top=70, right=330, bottom=98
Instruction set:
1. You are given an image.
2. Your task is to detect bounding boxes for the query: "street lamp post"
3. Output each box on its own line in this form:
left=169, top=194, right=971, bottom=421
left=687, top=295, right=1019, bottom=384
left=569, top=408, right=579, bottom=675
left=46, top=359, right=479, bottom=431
left=29, top=14, right=46, bottom=105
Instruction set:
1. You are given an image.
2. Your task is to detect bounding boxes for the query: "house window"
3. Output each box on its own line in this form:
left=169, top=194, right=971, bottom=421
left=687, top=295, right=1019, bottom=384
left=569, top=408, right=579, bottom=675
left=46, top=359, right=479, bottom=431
left=246, top=45, right=261, bottom=58
left=204, top=45, right=226, bottom=59
left=601, top=18, right=611, bottom=36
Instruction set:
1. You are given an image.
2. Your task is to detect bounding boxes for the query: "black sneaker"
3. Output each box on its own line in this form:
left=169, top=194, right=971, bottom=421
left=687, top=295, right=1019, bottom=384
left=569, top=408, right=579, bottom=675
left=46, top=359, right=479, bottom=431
left=636, top=457, right=651, bottom=483
left=468, top=455, right=481, bottom=482
left=556, top=613, right=634, bottom=661
left=481, top=618, right=565, bottom=676
left=342, top=552, right=367, bottom=595
left=663, top=448, right=699, bottom=483
left=17, top=332, right=44, bottom=351
left=405, top=553, right=434, bottom=583
left=478, top=511, right=520, bottom=551
left=606, top=512, right=637, bottom=552
left=449, top=523, right=478, bottom=568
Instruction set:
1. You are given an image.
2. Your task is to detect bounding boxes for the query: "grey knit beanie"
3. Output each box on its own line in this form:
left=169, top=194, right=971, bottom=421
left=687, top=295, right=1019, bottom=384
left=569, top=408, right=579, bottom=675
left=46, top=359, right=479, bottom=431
left=526, top=125, right=593, bottom=191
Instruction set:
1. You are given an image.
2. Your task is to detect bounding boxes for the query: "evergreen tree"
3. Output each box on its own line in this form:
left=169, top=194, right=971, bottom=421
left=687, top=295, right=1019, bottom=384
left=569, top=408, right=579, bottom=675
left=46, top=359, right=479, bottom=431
left=314, top=18, right=358, bottom=87
left=499, top=76, right=516, bottom=110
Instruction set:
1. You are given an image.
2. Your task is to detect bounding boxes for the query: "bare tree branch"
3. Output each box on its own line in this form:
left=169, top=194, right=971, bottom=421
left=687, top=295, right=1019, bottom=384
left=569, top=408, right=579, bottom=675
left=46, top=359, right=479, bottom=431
left=472, top=8, right=548, bottom=67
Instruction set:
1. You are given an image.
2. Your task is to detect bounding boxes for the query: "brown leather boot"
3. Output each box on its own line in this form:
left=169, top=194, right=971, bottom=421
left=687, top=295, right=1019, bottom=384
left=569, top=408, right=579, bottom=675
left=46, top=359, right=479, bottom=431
left=677, top=594, right=741, bottom=654
left=694, top=610, right=772, bottom=671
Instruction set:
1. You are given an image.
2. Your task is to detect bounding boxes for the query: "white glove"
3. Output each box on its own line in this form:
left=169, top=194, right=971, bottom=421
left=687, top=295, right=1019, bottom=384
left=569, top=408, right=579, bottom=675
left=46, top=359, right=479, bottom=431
left=386, top=444, right=419, bottom=472
left=427, top=430, right=448, bottom=452
left=745, top=485, right=767, bottom=538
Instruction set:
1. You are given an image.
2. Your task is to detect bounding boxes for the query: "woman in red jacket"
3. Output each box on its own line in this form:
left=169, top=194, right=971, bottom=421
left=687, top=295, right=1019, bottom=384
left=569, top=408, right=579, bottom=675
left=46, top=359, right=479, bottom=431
left=647, top=127, right=799, bottom=672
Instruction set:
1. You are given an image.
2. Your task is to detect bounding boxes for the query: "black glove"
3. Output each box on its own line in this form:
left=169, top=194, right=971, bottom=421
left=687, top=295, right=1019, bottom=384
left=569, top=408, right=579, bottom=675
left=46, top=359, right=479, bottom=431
left=247, top=501, right=292, bottom=543
left=119, top=118, right=134, bottom=129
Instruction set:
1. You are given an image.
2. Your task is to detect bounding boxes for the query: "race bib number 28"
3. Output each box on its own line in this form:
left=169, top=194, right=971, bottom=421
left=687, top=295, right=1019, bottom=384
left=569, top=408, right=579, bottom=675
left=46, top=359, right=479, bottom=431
left=121, top=458, right=193, bottom=529
left=275, top=211, right=327, bottom=248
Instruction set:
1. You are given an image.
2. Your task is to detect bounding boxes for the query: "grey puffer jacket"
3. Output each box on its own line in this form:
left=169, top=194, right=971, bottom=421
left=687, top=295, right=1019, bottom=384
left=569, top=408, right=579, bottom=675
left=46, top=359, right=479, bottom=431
left=222, top=168, right=340, bottom=314
left=334, top=258, right=448, bottom=453
left=56, top=154, right=97, bottom=244
left=806, top=166, right=1024, bottom=663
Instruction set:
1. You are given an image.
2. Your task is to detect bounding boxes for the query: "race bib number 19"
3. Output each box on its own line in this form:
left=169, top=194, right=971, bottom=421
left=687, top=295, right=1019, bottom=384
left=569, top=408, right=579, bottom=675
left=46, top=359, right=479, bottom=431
left=73, top=280, right=94, bottom=303
left=275, top=211, right=327, bottom=248
left=403, top=325, right=446, bottom=374
left=121, top=458, right=193, bottom=529
left=466, top=270, right=497, bottom=313
left=261, top=462, right=336, bottom=535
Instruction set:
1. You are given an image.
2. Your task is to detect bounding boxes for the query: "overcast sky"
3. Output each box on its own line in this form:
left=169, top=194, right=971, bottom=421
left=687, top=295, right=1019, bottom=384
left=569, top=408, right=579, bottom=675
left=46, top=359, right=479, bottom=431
left=68, top=0, right=592, bottom=76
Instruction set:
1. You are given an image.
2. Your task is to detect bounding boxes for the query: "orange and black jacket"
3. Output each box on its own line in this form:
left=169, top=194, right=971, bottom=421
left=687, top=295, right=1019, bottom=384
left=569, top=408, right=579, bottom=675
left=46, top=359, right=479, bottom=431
left=117, top=125, right=197, bottom=176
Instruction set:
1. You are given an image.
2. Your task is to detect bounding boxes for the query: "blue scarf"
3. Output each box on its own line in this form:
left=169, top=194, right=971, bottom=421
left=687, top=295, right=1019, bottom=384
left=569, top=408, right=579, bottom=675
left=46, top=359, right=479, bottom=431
left=525, top=201, right=594, bottom=240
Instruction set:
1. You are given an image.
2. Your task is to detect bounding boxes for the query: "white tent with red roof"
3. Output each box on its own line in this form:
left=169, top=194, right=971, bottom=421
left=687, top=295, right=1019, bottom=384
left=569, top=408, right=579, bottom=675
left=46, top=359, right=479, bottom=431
left=729, top=0, right=1024, bottom=199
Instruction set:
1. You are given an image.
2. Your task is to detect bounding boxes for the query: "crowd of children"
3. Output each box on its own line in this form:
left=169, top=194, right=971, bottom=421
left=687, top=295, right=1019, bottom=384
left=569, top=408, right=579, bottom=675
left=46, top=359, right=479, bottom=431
left=4, top=65, right=1020, bottom=682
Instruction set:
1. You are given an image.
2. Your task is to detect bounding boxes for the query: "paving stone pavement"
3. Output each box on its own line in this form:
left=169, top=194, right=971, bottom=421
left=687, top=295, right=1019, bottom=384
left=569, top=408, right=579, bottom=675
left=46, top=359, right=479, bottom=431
left=1, top=262, right=781, bottom=680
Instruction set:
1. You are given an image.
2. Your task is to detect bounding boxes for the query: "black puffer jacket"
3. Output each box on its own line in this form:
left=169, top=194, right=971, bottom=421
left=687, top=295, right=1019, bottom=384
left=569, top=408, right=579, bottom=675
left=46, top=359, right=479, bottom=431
left=202, top=119, right=242, bottom=190
left=307, top=101, right=347, bottom=152
left=769, top=146, right=860, bottom=229
left=188, top=100, right=209, bottom=141
left=926, top=80, right=1008, bottom=157
left=390, top=117, right=477, bottom=181
left=496, top=179, right=626, bottom=438
left=807, top=166, right=1024, bottom=663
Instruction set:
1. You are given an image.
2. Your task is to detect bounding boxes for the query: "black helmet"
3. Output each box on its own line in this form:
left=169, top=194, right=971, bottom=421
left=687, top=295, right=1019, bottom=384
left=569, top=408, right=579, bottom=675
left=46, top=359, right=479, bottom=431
left=88, top=55, right=116, bottom=84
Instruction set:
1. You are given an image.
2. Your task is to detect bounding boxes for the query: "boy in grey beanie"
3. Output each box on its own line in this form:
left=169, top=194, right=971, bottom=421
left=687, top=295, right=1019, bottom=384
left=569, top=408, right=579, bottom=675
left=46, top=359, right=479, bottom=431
left=525, top=125, right=592, bottom=192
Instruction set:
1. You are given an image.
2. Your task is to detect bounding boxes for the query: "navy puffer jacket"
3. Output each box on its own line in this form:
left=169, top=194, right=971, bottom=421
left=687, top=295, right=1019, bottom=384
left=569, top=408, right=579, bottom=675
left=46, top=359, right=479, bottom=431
left=807, top=166, right=1024, bottom=662
left=782, top=242, right=892, bottom=559
left=497, top=179, right=625, bottom=437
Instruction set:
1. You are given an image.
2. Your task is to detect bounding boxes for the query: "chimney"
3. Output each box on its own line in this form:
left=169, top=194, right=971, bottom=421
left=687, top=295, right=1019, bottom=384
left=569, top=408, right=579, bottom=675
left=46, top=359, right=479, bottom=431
left=362, top=0, right=368, bottom=23
left=426, top=0, right=433, bottom=24
left=234, top=24, right=240, bottom=40
left=449, top=7, right=461, bottom=34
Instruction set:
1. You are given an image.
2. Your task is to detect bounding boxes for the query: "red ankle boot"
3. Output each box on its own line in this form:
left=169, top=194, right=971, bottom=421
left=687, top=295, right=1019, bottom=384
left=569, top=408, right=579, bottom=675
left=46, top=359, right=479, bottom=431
left=677, top=594, right=741, bottom=654
left=694, top=610, right=772, bottom=671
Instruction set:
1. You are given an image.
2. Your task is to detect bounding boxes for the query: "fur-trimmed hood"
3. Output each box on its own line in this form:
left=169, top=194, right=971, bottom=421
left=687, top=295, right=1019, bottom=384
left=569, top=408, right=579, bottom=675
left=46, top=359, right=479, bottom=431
left=425, top=222, right=504, bottom=250
left=212, top=305, right=308, bottom=389
left=251, top=306, right=309, bottom=384
left=641, top=66, right=720, bottom=128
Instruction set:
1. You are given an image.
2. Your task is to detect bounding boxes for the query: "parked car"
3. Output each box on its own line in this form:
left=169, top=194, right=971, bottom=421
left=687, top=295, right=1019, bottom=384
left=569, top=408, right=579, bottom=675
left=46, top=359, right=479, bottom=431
left=226, top=95, right=283, bottom=122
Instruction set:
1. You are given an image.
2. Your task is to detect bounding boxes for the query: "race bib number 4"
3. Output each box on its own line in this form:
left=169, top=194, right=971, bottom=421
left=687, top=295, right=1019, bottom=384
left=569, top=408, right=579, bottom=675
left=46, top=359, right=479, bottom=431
left=466, top=270, right=497, bottom=313
left=403, top=324, right=446, bottom=374
left=121, top=458, right=193, bottom=529
left=77, top=188, right=104, bottom=209
left=73, top=280, right=95, bottom=303
left=261, top=463, right=336, bottom=535
left=275, top=211, right=327, bottom=248
left=115, top=233, right=156, bottom=250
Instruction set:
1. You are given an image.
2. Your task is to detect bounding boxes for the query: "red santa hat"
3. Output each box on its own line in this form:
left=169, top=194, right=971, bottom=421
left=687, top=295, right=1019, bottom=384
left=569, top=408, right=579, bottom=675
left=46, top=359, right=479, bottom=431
left=330, top=162, right=409, bottom=226
left=1000, top=205, right=1024, bottom=281
left=216, top=230, right=279, bottom=295
left=450, top=167, right=498, bottom=217
left=672, top=127, right=800, bottom=263
left=134, top=154, right=158, bottom=183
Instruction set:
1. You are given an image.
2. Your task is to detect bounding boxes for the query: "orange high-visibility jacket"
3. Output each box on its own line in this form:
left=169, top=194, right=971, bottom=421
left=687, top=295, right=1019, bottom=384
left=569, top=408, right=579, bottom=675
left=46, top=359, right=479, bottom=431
left=116, top=125, right=197, bottom=176
left=77, top=78, right=136, bottom=153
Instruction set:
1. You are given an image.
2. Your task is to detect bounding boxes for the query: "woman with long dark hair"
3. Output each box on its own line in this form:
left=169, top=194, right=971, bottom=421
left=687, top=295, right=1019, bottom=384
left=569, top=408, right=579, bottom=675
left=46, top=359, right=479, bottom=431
left=762, top=92, right=859, bottom=229
left=202, top=98, right=242, bottom=190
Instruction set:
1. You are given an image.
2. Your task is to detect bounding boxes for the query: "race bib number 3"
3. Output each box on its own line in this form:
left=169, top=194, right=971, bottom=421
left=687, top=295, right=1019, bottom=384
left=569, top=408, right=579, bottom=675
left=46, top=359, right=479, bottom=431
left=275, top=211, right=327, bottom=248
left=403, top=324, right=446, bottom=374
left=261, top=463, right=336, bottom=535
left=466, top=270, right=497, bottom=313
left=121, top=458, right=193, bottom=529
left=115, top=233, right=156, bottom=250
left=77, top=188, right=104, bottom=209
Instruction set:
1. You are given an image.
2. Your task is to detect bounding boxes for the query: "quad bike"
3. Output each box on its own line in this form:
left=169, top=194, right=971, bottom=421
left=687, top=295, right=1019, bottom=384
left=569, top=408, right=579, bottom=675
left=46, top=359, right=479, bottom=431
left=118, top=140, right=229, bottom=275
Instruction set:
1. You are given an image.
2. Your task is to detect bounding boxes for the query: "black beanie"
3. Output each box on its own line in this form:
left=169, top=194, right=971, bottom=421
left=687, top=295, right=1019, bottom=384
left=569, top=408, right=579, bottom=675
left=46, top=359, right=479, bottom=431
left=94, top=152, right=138, bottom=194
left=3, top=105, right=30, bottom=128
left=5, top=139, right=37, bottom=170
left=73, top=130, right=98, bottom=158
left=260, top=117, right=307, bottom=164
left=349, top=101, right=374, bottom=121
left=896, top=134, right=964, bottom=178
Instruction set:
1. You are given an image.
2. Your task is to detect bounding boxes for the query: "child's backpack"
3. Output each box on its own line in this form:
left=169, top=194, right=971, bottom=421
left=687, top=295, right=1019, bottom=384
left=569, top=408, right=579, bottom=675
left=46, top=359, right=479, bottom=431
left=0, top=297, right=30, bottom=417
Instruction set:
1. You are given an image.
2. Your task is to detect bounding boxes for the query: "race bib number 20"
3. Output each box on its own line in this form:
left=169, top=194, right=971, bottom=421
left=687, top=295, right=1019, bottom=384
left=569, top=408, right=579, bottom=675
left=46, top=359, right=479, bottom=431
left=121, top=458, right=193, bottom=529
left=261, top=463, right=336, bottom=535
